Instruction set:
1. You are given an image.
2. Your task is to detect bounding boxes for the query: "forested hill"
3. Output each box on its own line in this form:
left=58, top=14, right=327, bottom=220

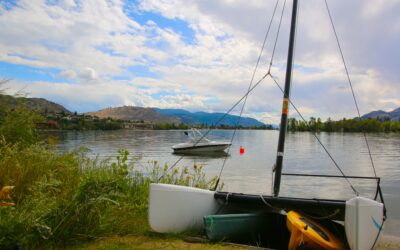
left=0, top=95, right=267, bottom=127
left=0, top=94, right=71, bottom=114
left=361, top=107, right=400, bottom=121
left=2, top=93, right=398, bottom=131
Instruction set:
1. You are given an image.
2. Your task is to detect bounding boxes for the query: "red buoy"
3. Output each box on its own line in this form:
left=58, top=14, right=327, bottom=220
left=240, top=146, right=245, bottom=155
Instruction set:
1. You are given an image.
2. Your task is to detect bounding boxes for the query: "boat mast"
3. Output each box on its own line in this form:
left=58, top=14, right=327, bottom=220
left=273, top=0, right=298, bottom=197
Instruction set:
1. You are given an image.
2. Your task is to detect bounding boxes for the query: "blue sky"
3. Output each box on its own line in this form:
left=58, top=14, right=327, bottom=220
left=0, top=0, right=399, bottom=124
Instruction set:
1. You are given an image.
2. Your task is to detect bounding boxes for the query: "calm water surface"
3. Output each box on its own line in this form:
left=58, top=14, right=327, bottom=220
left=55, top=130, right=400, bottom=236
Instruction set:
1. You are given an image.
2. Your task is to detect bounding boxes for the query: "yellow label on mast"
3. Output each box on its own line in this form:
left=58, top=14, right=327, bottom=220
left=282, top=98, right=289, bottom=115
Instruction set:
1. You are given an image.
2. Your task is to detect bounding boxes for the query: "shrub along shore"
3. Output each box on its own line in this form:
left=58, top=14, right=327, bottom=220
left=0, top=107, right=218, bottom=249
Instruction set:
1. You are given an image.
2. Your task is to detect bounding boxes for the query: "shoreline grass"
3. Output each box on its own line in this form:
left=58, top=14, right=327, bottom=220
left=0, top=143, right=218, bottom=249
left=0, top=107, right=220, bottom=249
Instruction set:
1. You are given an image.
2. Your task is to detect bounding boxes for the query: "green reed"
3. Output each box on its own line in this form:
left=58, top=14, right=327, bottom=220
left=0, top=140, right=218, bottom=249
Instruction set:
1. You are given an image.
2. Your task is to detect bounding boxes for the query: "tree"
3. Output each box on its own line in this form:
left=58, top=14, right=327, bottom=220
left=288, top=118, right=297, bottom=131
left=308, top=117, right=316, bottom=131
left=316, top=118, right=323, bottom=132
left=0, top=105, right=43, bottom=146
left=325, top=118, right=333, bottom=132
left=390, top=121, right=400, bottom=132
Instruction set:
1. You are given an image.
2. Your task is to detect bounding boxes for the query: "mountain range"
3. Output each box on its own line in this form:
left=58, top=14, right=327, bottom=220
left=153, top=108, right=265, bottom=127
left=360, top=107, right=400, bottom=121
left=87, top=107, right=265, bottom=127
left=1, top=94, right=399, bottom=126
left=0, top=94, right=265, bottom=127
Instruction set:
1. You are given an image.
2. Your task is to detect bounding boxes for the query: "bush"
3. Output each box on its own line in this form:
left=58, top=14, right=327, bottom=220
left=0, top=107, right=219, bottom=249
left=0, top=105, right=43, bottom=147
left=0, top=145, right=218, bottom=249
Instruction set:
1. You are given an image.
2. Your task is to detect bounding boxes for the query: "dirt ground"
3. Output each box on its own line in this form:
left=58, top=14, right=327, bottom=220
left=377, top=235, right=400, bottom=250
left=69, top=234, right=400, bottom=250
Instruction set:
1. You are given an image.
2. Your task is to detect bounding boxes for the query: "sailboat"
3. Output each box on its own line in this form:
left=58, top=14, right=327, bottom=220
left=148, top=1, right=386, bottom=249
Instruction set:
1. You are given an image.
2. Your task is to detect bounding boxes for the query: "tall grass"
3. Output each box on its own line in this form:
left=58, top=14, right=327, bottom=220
left=0, top=108, right=218, bottom=249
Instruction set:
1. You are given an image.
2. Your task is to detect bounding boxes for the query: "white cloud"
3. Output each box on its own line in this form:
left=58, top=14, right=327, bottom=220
left=78, top=67, right=98, bottom=82
left=0, top=0, right=398, bottom=122
left=361, top=0, right=399, bottom=19
left=57, top=69, right=77, bottom=79
left=159, top=94, right=209, bottom=110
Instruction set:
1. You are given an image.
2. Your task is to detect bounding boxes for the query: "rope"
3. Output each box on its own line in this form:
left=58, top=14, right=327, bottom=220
left=302, top=208, right=341, bottom=220
left=259, top=194, right=277, bottom=210
left=315, top=200, right=346, bottom=242
left=268, top=0, right=288, bottom=72
left=269, top=74, right=359, bottom=196
left=213, top=0, right=282, bottom=191
left=324, top=0, right=378, bottom=180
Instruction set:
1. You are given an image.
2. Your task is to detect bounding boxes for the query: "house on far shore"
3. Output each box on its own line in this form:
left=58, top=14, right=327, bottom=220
left=123, top=120, right=154, bottom=129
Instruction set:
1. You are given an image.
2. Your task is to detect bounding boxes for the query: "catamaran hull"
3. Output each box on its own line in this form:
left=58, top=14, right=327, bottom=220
left=214, top=192, right=384, bottom=249
left=148, top=185, right=384, bottom=249
left=214, top=191, right=347, bottom=220
left=345, top=196, right=384, bottom=250
left=148, top=183, right=219, bottom=233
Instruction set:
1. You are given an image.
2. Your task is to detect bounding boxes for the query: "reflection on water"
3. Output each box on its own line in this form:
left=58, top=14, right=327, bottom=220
left=55, top=130, right=400, bottom=236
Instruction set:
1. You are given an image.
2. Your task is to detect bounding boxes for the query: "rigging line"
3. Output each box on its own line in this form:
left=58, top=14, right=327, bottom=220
left=324, top=0, right=377, bottom=179
left=158, top=71, right=272, bottom=181
left=301, top=208, right=341, bottom=220
left=269, top=74, right=359, bottom=195
left=315, top=200, right=346, bottom=242
left=213, top=0, right=282, bottom=191
left=268, top=0, right=287, bottom=72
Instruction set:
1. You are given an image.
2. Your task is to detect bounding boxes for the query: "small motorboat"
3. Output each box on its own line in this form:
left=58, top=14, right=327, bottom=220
left=172, top=129, right=231, bottom=154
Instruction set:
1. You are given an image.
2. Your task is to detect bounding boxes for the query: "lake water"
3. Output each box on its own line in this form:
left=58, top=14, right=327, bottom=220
left=55, top=129, right=400, bottom=236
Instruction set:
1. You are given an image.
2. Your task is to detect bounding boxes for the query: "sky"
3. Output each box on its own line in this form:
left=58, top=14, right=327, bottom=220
left=0, top=0, right=399, bottom=124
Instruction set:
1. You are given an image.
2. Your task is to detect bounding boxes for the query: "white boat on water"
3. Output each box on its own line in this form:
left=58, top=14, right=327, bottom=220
left=171, top=128, right=231, bottom=154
